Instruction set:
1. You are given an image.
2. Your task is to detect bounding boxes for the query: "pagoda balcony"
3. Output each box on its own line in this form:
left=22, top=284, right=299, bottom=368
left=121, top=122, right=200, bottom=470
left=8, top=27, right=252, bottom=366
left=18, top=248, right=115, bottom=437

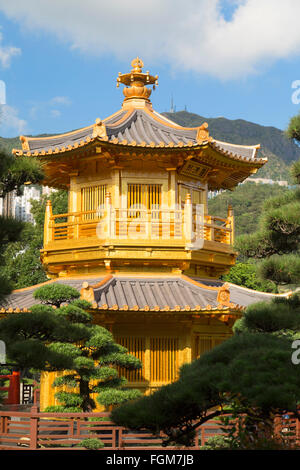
left=42, top=196, right=235, bottom=276
left=44, top=203, right=234, bottom=247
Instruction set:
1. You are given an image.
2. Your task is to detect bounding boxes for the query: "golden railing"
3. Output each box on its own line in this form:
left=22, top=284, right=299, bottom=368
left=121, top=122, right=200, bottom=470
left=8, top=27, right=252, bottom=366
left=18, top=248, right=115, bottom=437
left=43, top=197, right=234, bottom=248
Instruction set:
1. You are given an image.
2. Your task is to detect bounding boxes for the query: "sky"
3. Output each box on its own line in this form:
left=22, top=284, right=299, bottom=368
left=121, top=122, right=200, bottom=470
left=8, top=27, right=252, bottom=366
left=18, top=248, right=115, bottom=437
left=0, top=0, right=299, bottom=137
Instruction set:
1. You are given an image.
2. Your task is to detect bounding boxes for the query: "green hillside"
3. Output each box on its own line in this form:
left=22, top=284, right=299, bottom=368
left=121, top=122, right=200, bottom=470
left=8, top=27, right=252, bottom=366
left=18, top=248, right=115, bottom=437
left=163, top=111, right=298, bottom=181
left=0, top=136, right=21, bottom=153
left=208, top=181, right=289, bottom=237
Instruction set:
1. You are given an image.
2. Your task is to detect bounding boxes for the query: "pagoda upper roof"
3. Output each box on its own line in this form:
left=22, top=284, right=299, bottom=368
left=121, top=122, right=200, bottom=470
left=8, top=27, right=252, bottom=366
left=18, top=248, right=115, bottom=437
left=14, top=106, right=262, bottom=165
left=13, top=57, right=267, bottom=191
left=14, top=57, right=264, bottom=162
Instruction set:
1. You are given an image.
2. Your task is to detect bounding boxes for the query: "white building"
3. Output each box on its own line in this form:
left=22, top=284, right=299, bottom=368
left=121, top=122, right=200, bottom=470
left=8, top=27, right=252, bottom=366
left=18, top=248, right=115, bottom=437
left=245, top=177, right=288, bottom=186
left=13, top=185, right=42, bottom=223
left=0, top=185, right=57, bottom=222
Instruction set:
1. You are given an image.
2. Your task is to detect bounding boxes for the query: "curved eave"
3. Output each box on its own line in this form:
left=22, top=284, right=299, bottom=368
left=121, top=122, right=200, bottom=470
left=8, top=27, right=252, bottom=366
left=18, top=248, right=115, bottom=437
left=12, top=135, right=267, bottom=167
left=12, top=106, right=266, bottom=168
left=0, top=305, right=244, bottom=316
left=1, top=274, right=292, bottom=316
left=208, top=141, right=266, bottom=166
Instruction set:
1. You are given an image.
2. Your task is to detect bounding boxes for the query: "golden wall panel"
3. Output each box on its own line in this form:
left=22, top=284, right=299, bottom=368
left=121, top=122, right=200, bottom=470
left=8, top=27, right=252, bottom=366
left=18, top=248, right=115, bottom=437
left=150, top=337, right=179, bottom=383
left=115, top=336, right=146, bottom=383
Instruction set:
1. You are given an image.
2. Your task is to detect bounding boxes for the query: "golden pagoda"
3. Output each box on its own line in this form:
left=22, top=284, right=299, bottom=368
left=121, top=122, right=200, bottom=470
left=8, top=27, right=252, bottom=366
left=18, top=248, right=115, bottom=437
left=6, top=58, right=273, bottom=410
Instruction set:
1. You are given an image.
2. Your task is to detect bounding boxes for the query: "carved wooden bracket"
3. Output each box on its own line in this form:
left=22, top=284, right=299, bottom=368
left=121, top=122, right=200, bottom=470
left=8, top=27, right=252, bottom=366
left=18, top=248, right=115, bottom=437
left=217, top=282, right=236, bottom=308
left=80, top=281, right=97, bottom=308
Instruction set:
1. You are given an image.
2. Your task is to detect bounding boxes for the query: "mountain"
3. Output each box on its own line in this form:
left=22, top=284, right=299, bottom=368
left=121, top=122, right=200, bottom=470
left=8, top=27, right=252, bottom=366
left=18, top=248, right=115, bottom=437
left=162, top=111, right=299, bottom=181
left=0, top=136, right=21, bottom=153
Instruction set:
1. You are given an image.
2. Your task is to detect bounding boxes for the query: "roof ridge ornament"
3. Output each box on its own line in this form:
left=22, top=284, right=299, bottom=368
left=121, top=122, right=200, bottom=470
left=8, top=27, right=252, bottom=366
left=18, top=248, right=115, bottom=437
left=217, top=282, right=236, bottom=309
left=196, top=122, right=212, bottom=143
left=92, top=117, right=107, bottom=139
left=117, top=57, right=158, bottom=109
left=20, top=135, right=30, bottom=151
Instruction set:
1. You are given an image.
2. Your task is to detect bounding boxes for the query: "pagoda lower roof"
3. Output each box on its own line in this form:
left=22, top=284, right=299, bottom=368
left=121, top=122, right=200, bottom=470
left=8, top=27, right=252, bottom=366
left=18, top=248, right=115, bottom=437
left=0, top=274, right=289, bottom=314
left=14, top=107, right=264, bottom=165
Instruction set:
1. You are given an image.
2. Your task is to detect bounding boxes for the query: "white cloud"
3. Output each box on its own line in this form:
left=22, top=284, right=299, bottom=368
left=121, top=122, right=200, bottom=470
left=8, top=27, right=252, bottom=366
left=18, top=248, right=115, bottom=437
left=0, top=0, right=299, bottom=79
left=0, top=104, right=27, bottom=135
left=50, top=96, right=71, bottom=106
left=50, top=109, right=61, bottom=118
left=0, top=30, right=20, bottom=68
left=28, top=96, right=71, bottom=121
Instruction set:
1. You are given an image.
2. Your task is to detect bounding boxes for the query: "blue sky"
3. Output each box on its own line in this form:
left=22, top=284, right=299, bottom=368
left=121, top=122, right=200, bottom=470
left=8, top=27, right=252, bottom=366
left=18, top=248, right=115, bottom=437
left=0, top=0, right=299, bottom=138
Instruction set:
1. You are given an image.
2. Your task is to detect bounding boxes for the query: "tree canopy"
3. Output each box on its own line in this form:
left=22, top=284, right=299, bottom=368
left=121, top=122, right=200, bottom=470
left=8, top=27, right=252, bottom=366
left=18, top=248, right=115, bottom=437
left=110, top=110, right=300, bottom=448
left=208, top=181, right=289, bottom=237
left=234, top=168, right=300, bottom=287
left=0, top=189, right=68, bottom=290
left=232, top=111, right=300, bottom=288
left=0, top=283, right=142, bottom=412
left=0, top=149, right=44, bottom=300
left=111, top=293, right=300, bottom=447
left=222, top=261, right=277, bottom=293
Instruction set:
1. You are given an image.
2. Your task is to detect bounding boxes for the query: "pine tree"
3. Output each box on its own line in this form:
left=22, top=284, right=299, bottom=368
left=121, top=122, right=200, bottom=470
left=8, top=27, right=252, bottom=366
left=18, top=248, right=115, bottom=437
left=112, top=114, right=300, bottom=447
left=112, top=293, right=300, bottom=447
left=0, top=283, right=142, bottom=412
left=234, top=160, right=300, bottom=288
left=231, top=109, right=300, bottom=288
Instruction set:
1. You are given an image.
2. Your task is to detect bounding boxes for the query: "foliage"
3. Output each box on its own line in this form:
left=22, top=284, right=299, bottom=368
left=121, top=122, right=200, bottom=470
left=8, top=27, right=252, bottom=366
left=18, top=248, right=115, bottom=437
left=30, top=189, right=68, bottom=228
left=235, top=185, right=300, bottom=285
left=222, top=261, right=277, bottom=293
left=0, top=148, right=44, bottom=300
left=209, top=183, right=291, bottom=292
left=208, top=182, right=289, bottom=237
left=0, top=189, right=68, bottom=290
left=201, top=416, right=299, bottom=450
left=257, top=254, right=300, bottom=285
left=0, top=283, right=142, bottom=412
left=77, top=438, right=104, bottom=450
left=111, top=292, right=300, bottom=448
left=111, top=331, right=300, bottom=447
left=234, top=112, right=300, bottom=287
left=0, top=151, right=44, bottom=198
left=291, top=160, right=300, bottom=184
left=286, top=111, right=300, bottom=144
left=33, top=283, right=80, bottom=308
left=0, top=366, right=11, bottom=405
left=200, top=435, right=232, bottom=450
left=233, top=293, right=300, bottom=338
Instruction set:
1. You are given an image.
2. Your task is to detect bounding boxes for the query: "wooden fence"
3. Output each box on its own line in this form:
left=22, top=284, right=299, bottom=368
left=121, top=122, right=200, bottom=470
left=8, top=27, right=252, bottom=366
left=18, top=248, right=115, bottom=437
left=0, top=405, right=225, bottom=450
left=0, top=406, right=298, bottom=450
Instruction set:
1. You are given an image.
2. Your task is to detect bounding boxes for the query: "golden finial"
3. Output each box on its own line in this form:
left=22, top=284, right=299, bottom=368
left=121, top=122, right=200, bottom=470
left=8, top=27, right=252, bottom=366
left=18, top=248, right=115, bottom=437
left=131, top=57, right=144, bottom=73
left=117, top=57, right=158, bottom=108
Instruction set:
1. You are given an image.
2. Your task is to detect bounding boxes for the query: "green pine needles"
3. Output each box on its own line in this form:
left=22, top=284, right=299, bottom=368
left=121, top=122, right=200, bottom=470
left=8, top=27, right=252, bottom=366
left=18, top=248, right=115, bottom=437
left=112, top=293, right=300, bottom=448
left=235, top=185, right=300, bottom=287
left=0, top=283, right=142, bottom=412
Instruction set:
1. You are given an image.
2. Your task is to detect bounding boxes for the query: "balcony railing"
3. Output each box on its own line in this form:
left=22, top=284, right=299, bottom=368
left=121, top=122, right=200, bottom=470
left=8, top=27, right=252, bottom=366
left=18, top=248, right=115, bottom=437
left=44, top=195, right=234, bottom=248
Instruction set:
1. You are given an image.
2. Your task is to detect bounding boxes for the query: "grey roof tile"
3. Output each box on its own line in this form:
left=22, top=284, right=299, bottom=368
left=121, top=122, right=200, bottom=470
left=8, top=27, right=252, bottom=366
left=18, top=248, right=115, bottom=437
left=0, top=275, right=284, bottom=313
left=22, top=108, right=261, bottom=163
